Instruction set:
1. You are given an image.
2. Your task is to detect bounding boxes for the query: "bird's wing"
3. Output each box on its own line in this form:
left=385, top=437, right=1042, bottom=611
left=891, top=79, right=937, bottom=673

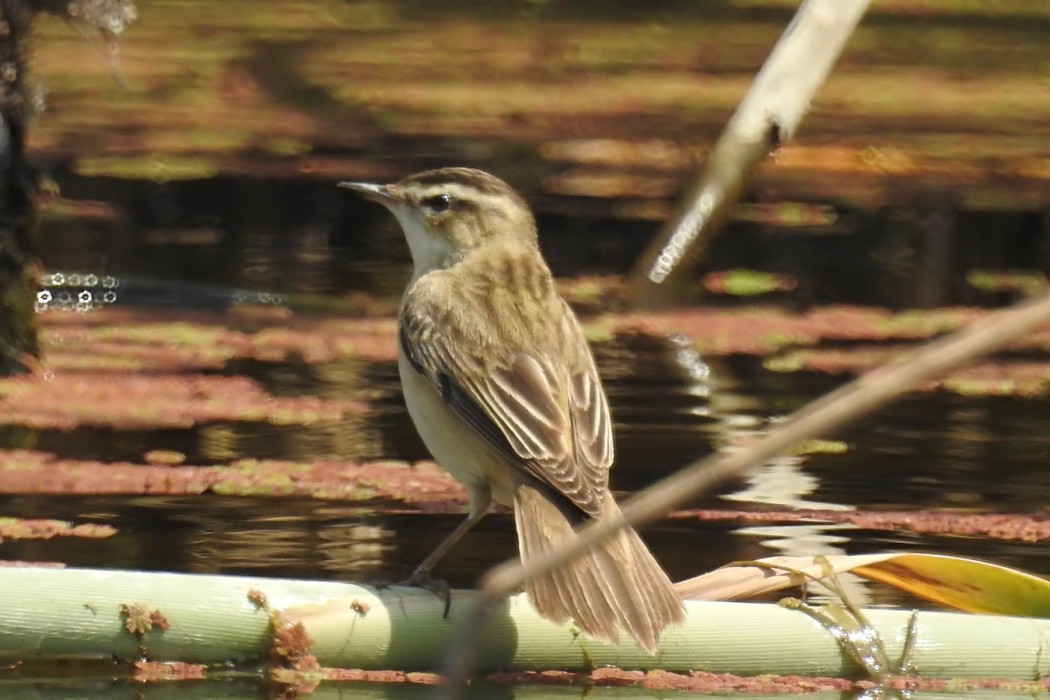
left=400, top=286, right=612, bottom=519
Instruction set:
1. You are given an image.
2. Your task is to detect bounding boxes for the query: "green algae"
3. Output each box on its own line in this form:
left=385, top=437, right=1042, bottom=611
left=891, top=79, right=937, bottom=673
left=967, top=270, right=1046, bottom=297
left=74, top=156, right=220, bottom=182
left=876, top=309, right=975, bottom=337
left=24, top=0, right=1050, bottom=198
left=0, top=517, right=117, bottom=540
left=703, top=269, right=795, bottom=297
left=16, top=298, right=1050, bottom=443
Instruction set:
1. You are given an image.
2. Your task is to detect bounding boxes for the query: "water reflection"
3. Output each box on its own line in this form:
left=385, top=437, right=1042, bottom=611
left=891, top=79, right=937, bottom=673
left=3, top=491, right=1048, bottom=603
left=0, top=493, right=829, bottom=589
left=4, top=328, right=1050, bottom=569
left=726, top=454, right=855, bottom=511
left=810, top=393, right=1050, bottom=511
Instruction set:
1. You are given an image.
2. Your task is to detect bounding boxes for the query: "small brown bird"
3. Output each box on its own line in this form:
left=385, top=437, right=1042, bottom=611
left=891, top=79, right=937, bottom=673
left=340, top=167, right=683, bottom=651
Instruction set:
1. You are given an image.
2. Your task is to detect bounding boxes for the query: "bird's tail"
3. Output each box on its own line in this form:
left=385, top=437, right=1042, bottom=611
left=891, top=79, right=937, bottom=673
left=512, top=484, right=684, bottom=653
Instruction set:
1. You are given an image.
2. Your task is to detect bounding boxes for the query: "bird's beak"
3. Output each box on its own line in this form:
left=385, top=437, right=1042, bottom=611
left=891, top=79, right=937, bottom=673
left=338, top=181, right=398, bottom=206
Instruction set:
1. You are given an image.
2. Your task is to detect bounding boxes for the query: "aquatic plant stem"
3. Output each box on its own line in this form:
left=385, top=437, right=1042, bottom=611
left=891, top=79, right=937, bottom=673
left=1, top=567, right=1049, bottom=684
left=434, top=290, right=1050, bottom=694
left=629, top=0, right=871, bottom=307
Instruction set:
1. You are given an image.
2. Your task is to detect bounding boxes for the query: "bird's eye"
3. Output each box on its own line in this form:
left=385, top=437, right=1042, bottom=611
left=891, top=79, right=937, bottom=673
left=422, top=193, right=452, bottom=214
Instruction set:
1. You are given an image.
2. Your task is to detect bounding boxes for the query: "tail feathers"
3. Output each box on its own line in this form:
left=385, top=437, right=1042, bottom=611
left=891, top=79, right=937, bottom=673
left=513, top=485, right=684, bottom=653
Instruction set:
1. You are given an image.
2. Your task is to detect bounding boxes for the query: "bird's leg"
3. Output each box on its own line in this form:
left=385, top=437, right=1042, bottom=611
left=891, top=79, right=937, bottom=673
left=396, top=490, right=491, bottom=617
left=403, top=510, right=486, bottom=584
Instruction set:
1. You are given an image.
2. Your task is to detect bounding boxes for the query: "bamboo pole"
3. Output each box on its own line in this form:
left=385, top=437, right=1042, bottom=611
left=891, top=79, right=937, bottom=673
left=0, top=567, right=1048, bottom=680
left=0, top=679, right=848, bottom=700
left=6, top=681, right=1046, bottom=700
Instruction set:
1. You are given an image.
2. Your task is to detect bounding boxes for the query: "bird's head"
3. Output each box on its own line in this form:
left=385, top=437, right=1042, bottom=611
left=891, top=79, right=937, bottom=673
left=340, top=167, right=537, bottom=276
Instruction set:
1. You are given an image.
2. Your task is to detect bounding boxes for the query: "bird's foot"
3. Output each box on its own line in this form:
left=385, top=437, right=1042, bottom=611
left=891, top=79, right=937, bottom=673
left=386, top=567, right=452, bottom=618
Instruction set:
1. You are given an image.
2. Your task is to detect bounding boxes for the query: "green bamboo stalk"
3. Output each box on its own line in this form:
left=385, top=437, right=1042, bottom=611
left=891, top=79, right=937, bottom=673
left=4, top=681, right=1047, bottom=700
left=0, top=680, right=847, bottom=700
left=0, top=567, right=1047, bottom=680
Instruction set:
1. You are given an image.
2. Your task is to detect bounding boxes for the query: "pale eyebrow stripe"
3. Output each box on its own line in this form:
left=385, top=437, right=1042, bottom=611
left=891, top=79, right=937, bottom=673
left=419, top=184, right=509, bottom=210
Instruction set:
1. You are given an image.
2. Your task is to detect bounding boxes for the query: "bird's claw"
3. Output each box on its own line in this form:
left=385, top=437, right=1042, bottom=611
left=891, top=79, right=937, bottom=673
left=388, top=568, right=452, bottom=618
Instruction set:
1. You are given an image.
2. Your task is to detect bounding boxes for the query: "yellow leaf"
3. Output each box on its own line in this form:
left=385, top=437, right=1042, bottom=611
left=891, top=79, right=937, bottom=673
left=676, top=553, right=1050, bottom=617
